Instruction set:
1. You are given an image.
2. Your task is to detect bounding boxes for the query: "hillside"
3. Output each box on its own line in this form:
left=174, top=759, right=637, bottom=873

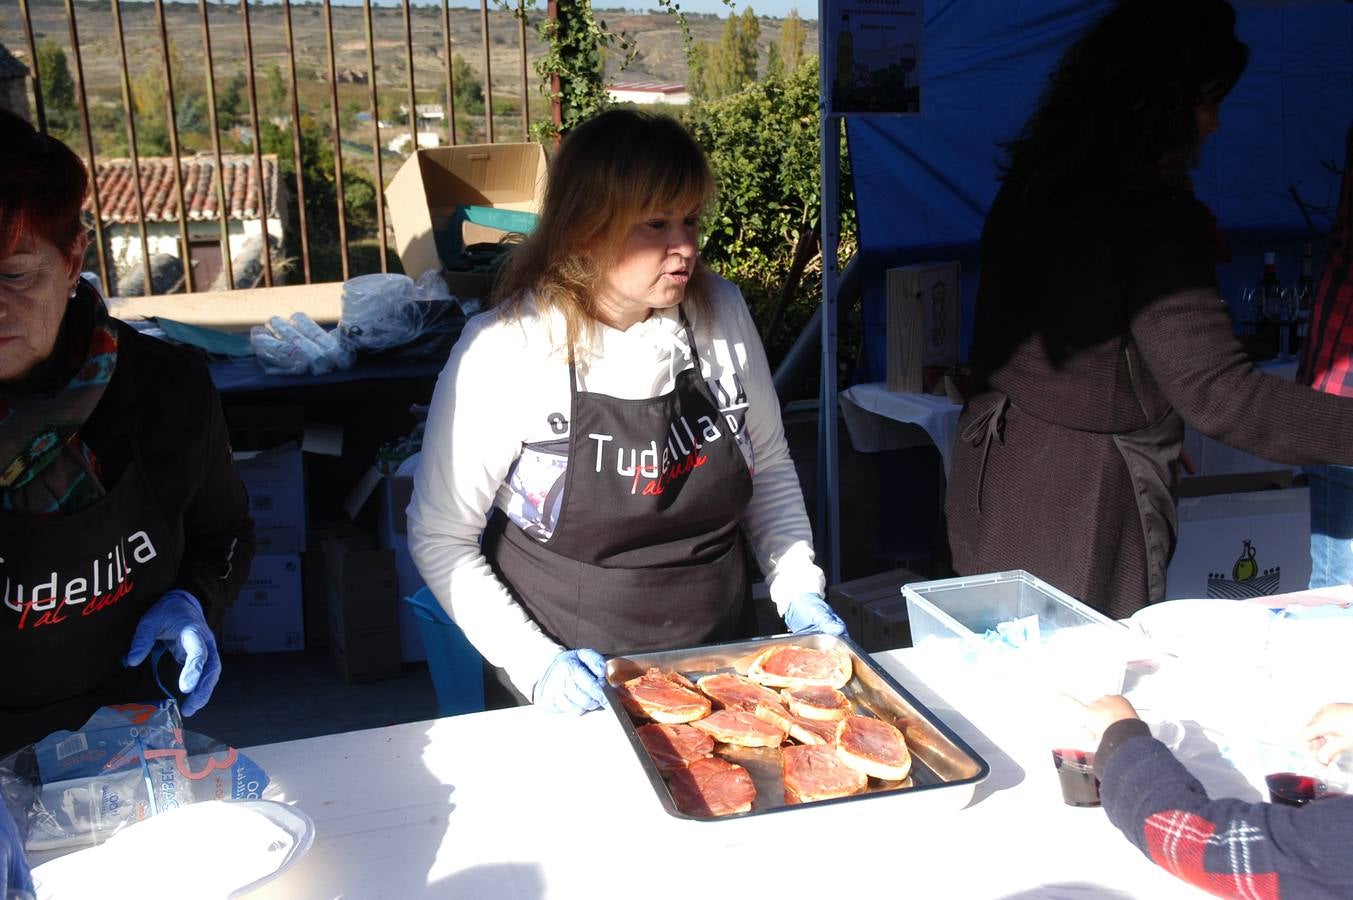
left=7, top=2, right=819, bottom=107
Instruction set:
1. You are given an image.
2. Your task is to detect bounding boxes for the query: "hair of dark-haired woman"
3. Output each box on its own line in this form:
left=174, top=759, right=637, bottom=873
left=998, top=0, right=1248, bottom=217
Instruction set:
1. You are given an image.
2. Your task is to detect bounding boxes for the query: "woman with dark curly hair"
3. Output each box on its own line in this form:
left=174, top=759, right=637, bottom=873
left=946, top=0, right=1353, bottom=618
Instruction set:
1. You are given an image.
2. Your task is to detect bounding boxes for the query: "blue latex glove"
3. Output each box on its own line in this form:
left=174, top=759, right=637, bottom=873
left=124, top=590, right=221, bottom=717
left=784, top=594, right=848, bottom=637
left=0, top=798, right=33, bottom=900
left=532, top=649, right=608, bottom=715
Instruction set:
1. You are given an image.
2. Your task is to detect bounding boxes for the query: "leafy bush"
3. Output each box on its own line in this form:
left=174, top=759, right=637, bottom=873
left=684, top=57, right=856, bottom=392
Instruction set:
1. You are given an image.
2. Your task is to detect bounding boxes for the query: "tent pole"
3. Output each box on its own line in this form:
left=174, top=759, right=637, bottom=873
left=817, top=3, right=842, bottom=587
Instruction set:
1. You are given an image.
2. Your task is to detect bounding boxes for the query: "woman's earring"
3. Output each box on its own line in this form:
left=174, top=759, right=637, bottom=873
left=69, top=284, right=79, bottom=299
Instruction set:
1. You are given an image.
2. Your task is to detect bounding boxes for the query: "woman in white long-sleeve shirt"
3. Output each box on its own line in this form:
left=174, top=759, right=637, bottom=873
left=407, top=109, right=840, bottom=714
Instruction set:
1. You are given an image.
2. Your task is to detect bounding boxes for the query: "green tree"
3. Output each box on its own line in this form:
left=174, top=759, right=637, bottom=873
left=684, top=56, right=855, bottom=380
left=687, top=42, right=710, bottom=102
left=218, top=72, right=248, bottom=129
left=259, top=115, right=379, bottom=281
left=264, top=64, right=288, bottom=119
left=703, top=8, right=759, bottom=99
left=779, top=8, right=808, bottom=74
left=765, top=42, right=783, bottom=81
left=36, top=39, right=77, bottom=136
left=451, top=53, right=484, bottom=115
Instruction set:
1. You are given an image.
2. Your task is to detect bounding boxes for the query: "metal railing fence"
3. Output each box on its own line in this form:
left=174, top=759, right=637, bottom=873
left=12, top=0, right=540, bottom=295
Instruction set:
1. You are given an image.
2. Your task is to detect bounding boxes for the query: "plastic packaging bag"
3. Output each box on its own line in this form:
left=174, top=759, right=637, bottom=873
left=289, top=312, right=355, bottom=370
left=0, top=701, right=270, bottom=853
left=338, top=274, right=424, bottom=352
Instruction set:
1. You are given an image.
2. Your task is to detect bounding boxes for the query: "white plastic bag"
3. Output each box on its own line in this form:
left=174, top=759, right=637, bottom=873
left=339, top=274, right=424, bottom=352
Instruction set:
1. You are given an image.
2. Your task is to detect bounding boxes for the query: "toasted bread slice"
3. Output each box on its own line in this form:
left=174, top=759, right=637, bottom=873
left=781, top=685, right=852, bottom=721
left=746, top=644, right=852, bottom=690
left=782, top=744, right=868, bottom=803
left=835, top=714, right=912, bottom=781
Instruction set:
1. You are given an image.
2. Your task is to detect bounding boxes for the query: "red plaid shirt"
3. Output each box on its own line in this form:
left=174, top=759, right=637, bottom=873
left=1298, top=124, right=1353, bottom=396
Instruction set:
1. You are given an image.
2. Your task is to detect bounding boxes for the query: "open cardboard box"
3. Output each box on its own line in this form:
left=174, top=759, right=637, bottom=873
left=386, top=142, right=547, bottom=300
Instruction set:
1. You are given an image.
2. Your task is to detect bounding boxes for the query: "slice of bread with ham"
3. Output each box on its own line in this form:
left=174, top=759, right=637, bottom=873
left=616, top=668, right=712, bottom=724
left=696, top=673, right=795, bottom=733
left=835, top=714, right=912, bottom=781
left=669, top=757, right=756, bottom=817
left=782, top=744, right=868, bottom=803
left=746, top=644, right=852, bottom=690
left=689, top=708, right=787, bottom=748
left=781, top=685, right=852, bottom=721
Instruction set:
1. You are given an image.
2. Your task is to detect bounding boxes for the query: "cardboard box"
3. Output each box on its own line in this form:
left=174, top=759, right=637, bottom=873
left=234, top=442, right=306, bottom=555
left=1165, top=486, right=1311, bottom=600
left=220, top=553, right=304, bottom=654
left=325, top=536, right=402, bottom=683
left=886, top=262, right=961, bottom=393
left=386, top=142, right=547, bottom=294
left=302, top=519, right=371, bottom=650
left=376, top=474, right=428, bottom=662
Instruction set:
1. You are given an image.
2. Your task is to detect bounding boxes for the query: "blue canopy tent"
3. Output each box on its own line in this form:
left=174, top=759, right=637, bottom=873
left=815, top=0, right=1353, bottom=580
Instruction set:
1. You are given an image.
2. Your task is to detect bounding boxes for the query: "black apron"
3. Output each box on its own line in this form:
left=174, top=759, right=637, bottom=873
left=483, top=313, right=755, bottom=656
left=0, top=451, right=182, bottom=752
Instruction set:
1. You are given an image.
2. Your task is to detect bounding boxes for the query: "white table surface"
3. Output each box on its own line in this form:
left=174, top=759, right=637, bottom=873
left=839, top=382, right=963, bottom=474
left=842, top=358, right=1302, bottom=480
left=235, top=647, right=1229, bottom=900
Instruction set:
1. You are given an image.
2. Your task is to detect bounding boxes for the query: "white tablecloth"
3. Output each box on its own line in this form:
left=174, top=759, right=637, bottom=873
left=226, top=647, right=1243, bottom=900
left=841, top=358, right=1302, bottom=480
left=839, top=382, right=963, bottom=474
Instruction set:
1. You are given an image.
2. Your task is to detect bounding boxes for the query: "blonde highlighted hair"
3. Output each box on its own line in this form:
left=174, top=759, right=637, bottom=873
left=491, top=109, right=716, bottom=348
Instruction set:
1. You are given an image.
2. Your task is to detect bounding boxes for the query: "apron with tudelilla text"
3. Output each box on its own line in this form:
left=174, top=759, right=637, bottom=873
left=0, top=448, right=183, bottom=751
left=482, top=311, right=755, bottom=657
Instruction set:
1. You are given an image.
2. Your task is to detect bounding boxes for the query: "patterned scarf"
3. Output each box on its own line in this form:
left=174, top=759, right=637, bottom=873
left=0, top=283, right=118, bottom=516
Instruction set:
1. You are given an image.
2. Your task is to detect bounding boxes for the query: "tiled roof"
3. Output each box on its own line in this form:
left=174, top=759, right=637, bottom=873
left=86, top=154, right=281, bottom=225
left=608, top=81, right=687, bottom=94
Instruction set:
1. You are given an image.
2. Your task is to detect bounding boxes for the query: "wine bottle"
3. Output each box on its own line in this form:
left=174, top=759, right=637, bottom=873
left=1295, top=243, right=1314, bottom=353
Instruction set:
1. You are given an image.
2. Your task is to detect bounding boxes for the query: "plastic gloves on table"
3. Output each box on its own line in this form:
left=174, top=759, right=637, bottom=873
left=124, top=590, right=222, bottom=717
left=784, top=594, right=848, bottom=637
left=533, top=649, right=608, bottom=715
left=1, top=796, right=33, bottom=900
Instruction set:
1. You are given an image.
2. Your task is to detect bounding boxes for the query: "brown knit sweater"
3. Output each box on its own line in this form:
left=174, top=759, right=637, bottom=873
left=947, top=183, right=1353, bottom=618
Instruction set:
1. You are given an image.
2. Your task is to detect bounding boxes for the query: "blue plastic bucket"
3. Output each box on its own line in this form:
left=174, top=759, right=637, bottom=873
left=403, top=587, right=485, bottom=717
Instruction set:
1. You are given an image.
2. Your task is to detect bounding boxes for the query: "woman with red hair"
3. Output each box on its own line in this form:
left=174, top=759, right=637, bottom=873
left=0, top=109, right=254, bottom=759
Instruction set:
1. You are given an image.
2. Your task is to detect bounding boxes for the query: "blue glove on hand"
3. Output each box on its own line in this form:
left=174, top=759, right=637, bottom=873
left=784, top=594, right=848, bottom=637
left=124, top=590, right=221, bottom=717
left=533, top=649, right=608, bottom=715
left=0, top=797, right=33, bottom=900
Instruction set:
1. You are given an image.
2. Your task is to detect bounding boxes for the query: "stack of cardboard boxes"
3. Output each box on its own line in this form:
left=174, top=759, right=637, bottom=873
left=220, top=442, right=307, bottom=654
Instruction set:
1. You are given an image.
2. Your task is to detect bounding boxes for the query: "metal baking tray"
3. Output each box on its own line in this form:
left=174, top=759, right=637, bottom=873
left=602, top=632, right=989, bottom=821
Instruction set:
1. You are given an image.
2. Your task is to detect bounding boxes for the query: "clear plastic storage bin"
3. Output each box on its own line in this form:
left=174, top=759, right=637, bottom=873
left=904, top=570, right=1130, bottom=701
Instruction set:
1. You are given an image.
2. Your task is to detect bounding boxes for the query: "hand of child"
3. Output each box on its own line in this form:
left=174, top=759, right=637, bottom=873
left=1301, top=702, right=1353, bottom=766
left=1079, top=695, right=1141, bottom=744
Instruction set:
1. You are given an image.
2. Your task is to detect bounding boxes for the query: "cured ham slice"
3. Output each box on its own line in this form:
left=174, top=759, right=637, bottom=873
left=637, top=723, right=715, bottom=774
left=746, top=644, right=852, bottom=690
left=835, top=715, right=912, bottom=781
left=616, top=668, right=712, bottom=724
left=787, top=714, right=840, bottom=746
left=781, top=685, right=852, bottom=721
left=689, top=708, right=787, bottom=748
left=697, top=673, right=794, bottom=733
left=782, top=744, right=868, bottom=803
left=669, top=757, right=756, bottom=817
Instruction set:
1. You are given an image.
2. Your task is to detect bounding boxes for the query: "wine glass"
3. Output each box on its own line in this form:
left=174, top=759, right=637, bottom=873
left=1236, top=285, right=1264, bottom=334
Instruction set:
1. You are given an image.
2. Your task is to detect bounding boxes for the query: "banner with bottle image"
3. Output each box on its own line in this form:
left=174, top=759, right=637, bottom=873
left=824, top=0, right=925, bottom=114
